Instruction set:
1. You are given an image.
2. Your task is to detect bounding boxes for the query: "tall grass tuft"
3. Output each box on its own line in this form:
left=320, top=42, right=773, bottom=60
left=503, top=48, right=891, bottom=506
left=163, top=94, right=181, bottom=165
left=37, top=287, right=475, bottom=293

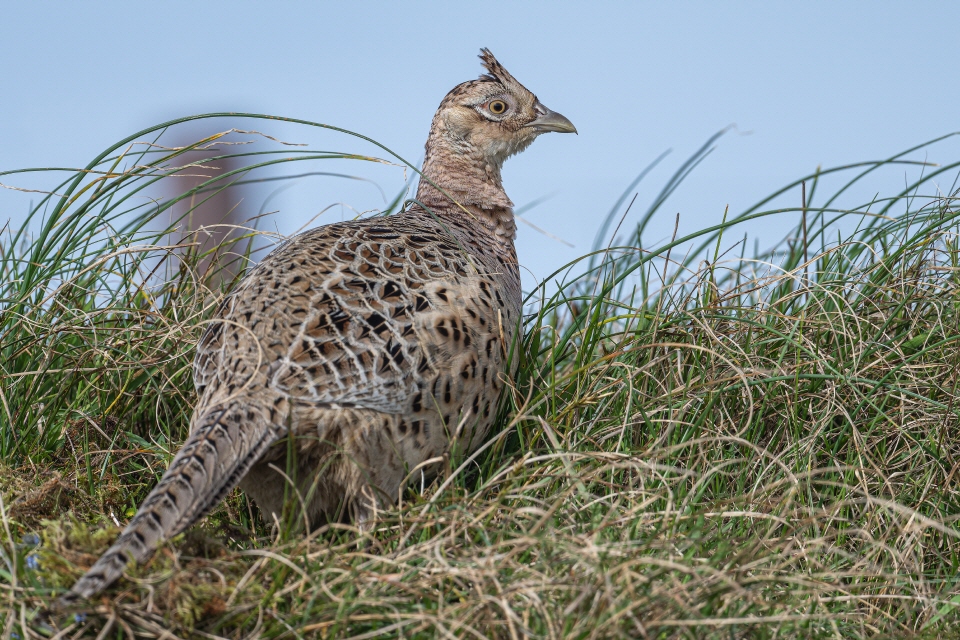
left=2, top=120, right=960, bottom=638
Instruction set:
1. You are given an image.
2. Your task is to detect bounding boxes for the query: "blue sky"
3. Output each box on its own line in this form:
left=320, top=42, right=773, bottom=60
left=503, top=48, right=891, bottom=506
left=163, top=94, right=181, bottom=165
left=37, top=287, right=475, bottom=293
left=3, top=2, right=959, bottom=287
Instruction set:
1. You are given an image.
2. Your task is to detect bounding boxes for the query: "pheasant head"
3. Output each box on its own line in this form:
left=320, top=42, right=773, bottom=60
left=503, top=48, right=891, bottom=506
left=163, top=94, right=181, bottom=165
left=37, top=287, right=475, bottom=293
left=416, top=48, right=576, bottom=212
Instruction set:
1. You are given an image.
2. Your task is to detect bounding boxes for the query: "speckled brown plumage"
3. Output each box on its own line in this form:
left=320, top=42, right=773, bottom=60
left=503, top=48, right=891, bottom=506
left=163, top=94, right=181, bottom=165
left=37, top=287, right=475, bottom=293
left=63, top=48, right=576, bottom=604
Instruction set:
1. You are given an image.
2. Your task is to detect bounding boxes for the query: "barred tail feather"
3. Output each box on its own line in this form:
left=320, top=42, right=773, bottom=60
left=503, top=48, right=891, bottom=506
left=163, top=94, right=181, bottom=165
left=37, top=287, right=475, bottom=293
left=60, top=396, right=285, bottom=606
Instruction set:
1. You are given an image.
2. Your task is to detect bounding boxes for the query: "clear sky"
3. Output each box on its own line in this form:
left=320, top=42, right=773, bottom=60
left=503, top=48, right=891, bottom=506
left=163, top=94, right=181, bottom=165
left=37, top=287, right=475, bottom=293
left=3, top=2, right=959, bottom=288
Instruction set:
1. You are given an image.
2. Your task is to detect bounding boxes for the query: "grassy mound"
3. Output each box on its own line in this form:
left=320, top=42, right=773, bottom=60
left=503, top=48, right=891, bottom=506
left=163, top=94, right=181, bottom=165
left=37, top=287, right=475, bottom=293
left=2, top=118, right=960, bottom=638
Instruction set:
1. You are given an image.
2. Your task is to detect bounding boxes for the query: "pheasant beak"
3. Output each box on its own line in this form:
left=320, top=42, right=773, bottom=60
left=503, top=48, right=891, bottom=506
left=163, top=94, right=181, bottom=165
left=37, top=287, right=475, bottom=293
left=526, top=105, right=577, bottom=134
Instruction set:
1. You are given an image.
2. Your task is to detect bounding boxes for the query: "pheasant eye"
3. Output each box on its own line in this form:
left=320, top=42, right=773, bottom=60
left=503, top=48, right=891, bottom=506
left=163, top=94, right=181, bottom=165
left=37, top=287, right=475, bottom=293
left=488, top=100, right=507, bottom=114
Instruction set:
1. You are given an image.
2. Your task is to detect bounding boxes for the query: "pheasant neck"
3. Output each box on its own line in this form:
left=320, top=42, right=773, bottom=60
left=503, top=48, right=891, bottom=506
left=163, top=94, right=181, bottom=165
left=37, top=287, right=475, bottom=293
left=437, top=202, right=518, bottom=245
left=415, top=132, right=517, bottom=243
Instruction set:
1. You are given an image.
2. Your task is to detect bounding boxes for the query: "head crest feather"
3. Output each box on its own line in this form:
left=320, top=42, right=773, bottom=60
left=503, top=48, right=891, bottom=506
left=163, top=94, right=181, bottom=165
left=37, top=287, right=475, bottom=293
left=478, top=48, right=521, bottom=89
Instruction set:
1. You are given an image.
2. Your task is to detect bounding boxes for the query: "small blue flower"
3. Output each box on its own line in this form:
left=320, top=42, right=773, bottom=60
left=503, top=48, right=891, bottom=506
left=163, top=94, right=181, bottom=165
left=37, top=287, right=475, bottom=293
left=74, top=612, right=87, bottom=624
left=12, top=632, right=21, bottom=639
left=21, top=534, right=40, bottom=547
left=25, top=554, right=39, bottom=570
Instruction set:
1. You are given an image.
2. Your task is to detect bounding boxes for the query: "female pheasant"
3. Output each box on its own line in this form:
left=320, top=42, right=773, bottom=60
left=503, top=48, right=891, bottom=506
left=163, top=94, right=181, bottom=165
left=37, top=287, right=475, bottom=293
left=63, top=48, right=576, bottom=603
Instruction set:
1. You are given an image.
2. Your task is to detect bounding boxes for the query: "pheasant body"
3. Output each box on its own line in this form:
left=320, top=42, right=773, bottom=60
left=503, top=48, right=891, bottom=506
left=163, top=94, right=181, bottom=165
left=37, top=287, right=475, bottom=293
left=64, top=48, right=575, bottom=604
left=221, top=207, right=522, bottom=523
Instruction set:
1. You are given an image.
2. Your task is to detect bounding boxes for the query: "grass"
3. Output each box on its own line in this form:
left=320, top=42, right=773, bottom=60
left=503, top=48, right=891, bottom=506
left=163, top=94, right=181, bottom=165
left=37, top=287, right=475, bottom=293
left=2, top=116, right=960, bottom=638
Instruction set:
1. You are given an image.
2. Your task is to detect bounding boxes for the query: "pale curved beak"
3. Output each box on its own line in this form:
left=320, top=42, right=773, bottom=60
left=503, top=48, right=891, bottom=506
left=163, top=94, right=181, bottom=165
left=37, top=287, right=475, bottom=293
left=527, top=105, right=577, bottom=134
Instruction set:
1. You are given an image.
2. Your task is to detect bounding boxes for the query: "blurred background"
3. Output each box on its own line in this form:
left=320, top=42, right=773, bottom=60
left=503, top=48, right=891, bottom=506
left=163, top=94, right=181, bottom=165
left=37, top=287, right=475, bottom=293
left=2, top=2, right=959, bottom=289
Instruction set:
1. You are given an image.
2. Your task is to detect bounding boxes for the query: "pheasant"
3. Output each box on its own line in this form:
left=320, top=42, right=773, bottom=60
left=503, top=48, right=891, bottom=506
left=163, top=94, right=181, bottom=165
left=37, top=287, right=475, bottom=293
left=62, top=49, right=576, bottom=604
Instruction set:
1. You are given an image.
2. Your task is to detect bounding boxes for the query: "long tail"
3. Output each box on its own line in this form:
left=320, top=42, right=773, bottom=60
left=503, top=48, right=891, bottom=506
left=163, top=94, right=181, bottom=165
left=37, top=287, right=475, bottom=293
left=60, top=396, right=285, bottom=606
